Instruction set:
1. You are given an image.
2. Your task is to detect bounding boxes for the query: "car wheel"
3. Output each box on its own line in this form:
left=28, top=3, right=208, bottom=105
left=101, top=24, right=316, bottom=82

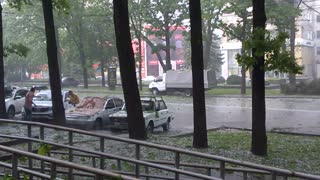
left=162, top=119, right=170, bottom=131
left=152, top=88, right=159, bottom=96
left=147, top=121, right=154, bottom=133
left=7, top=107, right=15, bottom=119
left=184, top=89, right=192, bottom=97
left=93, top=119, right=103, bottom=130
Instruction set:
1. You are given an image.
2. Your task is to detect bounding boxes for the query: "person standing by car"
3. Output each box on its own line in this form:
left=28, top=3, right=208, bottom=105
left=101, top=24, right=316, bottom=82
left=67, top=90, right=80, bottom=107
left=24, top=87, right=36, bottom=121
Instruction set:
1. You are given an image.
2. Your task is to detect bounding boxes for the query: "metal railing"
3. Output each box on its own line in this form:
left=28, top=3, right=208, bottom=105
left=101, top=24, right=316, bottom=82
left=0, top=145, right=138, bottom=180
left=0, top=119, right=319, bottom=180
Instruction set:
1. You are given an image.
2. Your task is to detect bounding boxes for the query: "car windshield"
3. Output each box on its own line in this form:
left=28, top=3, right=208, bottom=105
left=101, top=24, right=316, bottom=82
left=122, top=100, right=154, bottom=111
left=34, top=93, right=51, bottom=101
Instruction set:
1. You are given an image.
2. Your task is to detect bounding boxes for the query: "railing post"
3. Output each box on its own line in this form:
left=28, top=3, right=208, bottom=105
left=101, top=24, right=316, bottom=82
left=272, top=172, right=277, bottom=180
left=50, top=163, right=57, bottom=180
left=100, top=137, right=105, bottom=169
left=207, top=168, right=211, bottom=176
left=68, top=131, right=73, bottom=180
left=12, top=153, right=19, bottom=180
left=135, top=144, right=140, bottom=178
left=92, top=157, right=96, bottom=168
left=40, top=126, right=45, bottom=174
left=117, top=159, right=122, bottom=171
left=96, top=174, right=103, bottom=180
left=175, top=152, right=180, bottom=180
left=243, top=172, right=247, bottom=180
left=220, top=161, right=225, bottom=179
left=27, top=124, right=33, bottom=180
left=145, top=166, right=149, bottom=180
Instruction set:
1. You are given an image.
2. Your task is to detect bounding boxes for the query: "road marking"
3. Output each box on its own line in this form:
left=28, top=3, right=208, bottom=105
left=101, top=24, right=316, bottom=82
left=167, top=103, right=320, bottom=113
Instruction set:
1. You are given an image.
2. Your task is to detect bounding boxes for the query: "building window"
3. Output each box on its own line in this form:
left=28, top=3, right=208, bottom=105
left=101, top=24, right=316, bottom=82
left=317, top=15, right=320, bottom=22
left=317, top=31, right=320, bottom=39
left=317, top=47, right=320, bottom=55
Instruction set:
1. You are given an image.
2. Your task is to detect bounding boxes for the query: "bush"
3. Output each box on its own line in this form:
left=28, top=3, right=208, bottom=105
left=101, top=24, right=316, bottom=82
left=226, top=75, right=241, bottom=85
left=216, top=76, right=226, bottom=84
left=281, top=79, right=320, bottom=95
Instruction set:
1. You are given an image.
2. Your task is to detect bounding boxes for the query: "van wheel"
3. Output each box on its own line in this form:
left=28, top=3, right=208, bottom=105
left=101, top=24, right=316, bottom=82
left=7, top=107, right=15, bottom=119
left=93, top=118, right=103, bottom=130
left=152, top=88, right=159, bottom=95
left=147, top=122, right=154, bottom=133
left=184, top=89, right=192, bottom=97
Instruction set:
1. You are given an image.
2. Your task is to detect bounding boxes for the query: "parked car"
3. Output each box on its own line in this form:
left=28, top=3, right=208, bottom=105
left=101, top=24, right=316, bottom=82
left=5, top=87, right=28, bottom=118
left=65, top=96, right=123, bottom=129
left=22, top=90, right=73, bottom=121
left=61, top=77, right=79, bottom=87
left=109, top=96, right=174, bottom=132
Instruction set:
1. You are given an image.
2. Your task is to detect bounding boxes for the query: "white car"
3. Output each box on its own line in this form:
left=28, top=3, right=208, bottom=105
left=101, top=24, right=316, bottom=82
left=22, top=90, right=73, bottom=120
left=65, top=96, right=123, bottom=129
left=5, top=87, right=28, bottom=118
left=109, top=96, right=174, bottom=132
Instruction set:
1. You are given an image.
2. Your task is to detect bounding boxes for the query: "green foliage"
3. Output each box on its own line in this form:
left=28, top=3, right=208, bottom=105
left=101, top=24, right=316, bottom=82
left=4, top=43, right=30, bottom=57
left=226, top=75, right=241, bottom=85
left=7, top=0, right=32, bottom=10
left=3, top=173, right=14, bottom=180
left=281, top=79, right=320, bottom=95
left=37, top=143, right=51, bottom=156
left=236, top=29, right=303, bottom=74
left=266, top=0, right=301, bottom=31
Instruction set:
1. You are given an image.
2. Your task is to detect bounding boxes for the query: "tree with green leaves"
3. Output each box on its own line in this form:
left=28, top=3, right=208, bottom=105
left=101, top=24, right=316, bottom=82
left=266, top=0, right=301, bottom=84
left=85, top=0, right=116, bottom=87
left=142, top=0, right=188, bottom=72
left=238, top=16, right=303, bottom=156
left=189, top=0, right=208, bottom=148
left=0, top=1, right=6, bottom=119
left=220, top=0, right=252, bottom=94
left=129, top=0, right=144, bottom=90
left=41, top=0, right=69, bottom=125
left=202, top=0, right=224, bottom=85
left=113, top=0, right=146, bottom=140
left=60, top=0, right=89, bottom=89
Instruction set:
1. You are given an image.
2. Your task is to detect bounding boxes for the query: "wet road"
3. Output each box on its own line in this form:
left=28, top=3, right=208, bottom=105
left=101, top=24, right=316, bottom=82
left=12, top=96, right=320, bottom=135
left=165, top=96, right=320, bottom=135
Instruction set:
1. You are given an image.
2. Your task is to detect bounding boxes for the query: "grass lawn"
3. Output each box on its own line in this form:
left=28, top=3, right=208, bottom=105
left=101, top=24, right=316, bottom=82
left=70, top=85, right=282, bottom=97
left=150, top=130, right=320, bottom=175
left=206, top=88, right=281, bottom=96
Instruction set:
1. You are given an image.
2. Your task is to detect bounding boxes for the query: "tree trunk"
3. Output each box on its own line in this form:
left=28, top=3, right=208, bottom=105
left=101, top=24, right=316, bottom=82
left=55, top=24, right=62, bottom=76
left=251, top=0, right=267, bottom=156
left=144, top=38, right=167, bottom=72
left=138, top=36, right=143, bottom=91
left=190, top=0, right=208, bottom=148
left=79, top=20, right=88, bottom=89
left=241, top=65, right=246, bottom=94
left=113, top=0, right=146, bottom=140
left=289, top=13, right=296, bottom=85
left=203, top=18, right=212, bottom=69
left=165, top=20, right=172, bottom=71
left=0, top=4, right=7, bottom=119
left=100, top=57, right=106, bottom=87
left=42, top=0, right=66, bottom=125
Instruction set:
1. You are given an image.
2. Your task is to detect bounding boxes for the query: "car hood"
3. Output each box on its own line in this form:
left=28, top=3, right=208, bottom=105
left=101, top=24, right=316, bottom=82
left=65, top=107, right=101, bottom=117
left=33, top=101, right=52, bottom=107
left=110, top=110, right=155, bottom=118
